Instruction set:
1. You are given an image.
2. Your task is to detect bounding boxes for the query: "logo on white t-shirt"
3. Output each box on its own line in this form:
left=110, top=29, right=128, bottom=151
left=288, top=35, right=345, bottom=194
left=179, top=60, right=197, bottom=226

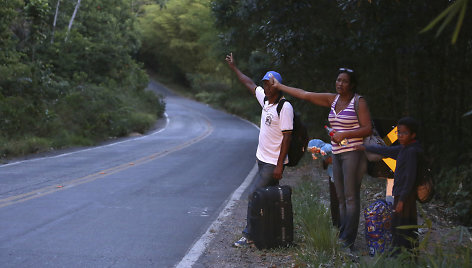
left=265, top=113, right=273, bottom=126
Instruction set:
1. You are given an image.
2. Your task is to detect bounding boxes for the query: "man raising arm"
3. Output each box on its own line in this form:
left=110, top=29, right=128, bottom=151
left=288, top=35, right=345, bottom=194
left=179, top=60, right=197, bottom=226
left=225, top=52, right=293, bottom=247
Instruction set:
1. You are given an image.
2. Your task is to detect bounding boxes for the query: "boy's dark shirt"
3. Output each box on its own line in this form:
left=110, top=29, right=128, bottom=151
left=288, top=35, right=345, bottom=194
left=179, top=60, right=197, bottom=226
left=364, top=141, right=423, bottom=202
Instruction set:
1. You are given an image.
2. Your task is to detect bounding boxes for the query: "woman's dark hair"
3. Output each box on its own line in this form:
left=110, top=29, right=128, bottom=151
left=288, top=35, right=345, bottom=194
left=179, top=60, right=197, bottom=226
left=398, top=117, right=419, bottom=135
left=337, top=67, right=357, bottom=92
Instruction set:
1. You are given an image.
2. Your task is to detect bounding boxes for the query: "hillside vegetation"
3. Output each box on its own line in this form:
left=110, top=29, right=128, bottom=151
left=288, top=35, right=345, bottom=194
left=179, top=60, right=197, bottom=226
left=0, top=0, right=165, bottom=159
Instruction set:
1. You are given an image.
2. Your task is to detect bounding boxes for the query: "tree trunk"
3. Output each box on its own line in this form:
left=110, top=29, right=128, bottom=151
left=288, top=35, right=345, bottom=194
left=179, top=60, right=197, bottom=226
left=65, top=0, right=81, bottom=42
left=51, top=0, right=60, bottom=43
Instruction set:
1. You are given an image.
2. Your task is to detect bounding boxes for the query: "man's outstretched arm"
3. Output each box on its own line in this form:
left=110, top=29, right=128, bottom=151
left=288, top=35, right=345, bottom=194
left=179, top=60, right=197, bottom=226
left=225, top=53, right=257, bottom=95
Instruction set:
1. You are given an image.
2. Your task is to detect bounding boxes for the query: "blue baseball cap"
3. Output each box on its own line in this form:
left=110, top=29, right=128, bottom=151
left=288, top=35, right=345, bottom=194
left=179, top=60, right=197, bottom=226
left=262, top=71, right=282, bottom=83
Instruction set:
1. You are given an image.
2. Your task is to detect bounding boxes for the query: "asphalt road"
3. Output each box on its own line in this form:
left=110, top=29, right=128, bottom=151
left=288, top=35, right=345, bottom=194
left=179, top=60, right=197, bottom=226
left=0, top=80, right=259, bottom=267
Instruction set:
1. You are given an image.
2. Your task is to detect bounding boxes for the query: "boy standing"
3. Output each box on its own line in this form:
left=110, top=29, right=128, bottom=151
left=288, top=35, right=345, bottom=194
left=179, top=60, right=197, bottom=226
left=358, top=117, right=422, bottom=253
left=225, top=53, right=293, bottom=247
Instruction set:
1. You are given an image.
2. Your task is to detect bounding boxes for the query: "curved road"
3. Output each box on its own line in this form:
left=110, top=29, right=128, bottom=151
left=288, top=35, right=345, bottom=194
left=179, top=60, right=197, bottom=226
left=0, top=80, right=259, bottom=267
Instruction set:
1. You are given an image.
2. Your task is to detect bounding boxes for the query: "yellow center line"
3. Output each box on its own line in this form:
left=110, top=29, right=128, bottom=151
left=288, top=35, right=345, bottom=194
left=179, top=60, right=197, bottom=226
left=0, top=116, right=213, bottom=209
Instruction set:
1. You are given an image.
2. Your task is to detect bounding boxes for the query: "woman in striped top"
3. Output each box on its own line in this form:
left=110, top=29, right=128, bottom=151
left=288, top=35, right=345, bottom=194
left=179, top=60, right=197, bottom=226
left=271, top=68, right=372, bottom=249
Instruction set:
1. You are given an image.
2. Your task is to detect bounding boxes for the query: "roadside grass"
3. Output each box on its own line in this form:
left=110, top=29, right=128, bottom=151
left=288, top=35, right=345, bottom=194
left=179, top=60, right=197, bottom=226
left=0, top=136, right=52, bottom=159
left=357, top=224, right=472, bottom=268
left=292, top=177, right=342, bottom=266
left=292, top=177, right=359, bottom=267
left=0, top=131, right=99, bottom=162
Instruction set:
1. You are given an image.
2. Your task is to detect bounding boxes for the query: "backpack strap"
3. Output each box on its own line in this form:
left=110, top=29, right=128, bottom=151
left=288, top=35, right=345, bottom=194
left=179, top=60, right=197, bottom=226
left=353, top=93, right=361, bottom=115
left=276, top=99, right=287, bottom=117
left=354, top=94, right=379, bottom=136
left=263, top=95, right=286, bottom=117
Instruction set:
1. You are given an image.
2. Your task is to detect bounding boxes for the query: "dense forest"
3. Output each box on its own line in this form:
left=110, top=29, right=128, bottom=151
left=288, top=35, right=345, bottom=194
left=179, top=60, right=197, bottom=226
left=1, top=1, right=471, bottom=225
left=137, top=0, right=472, bottom=226
left=0, top=0, right=165, bottom=158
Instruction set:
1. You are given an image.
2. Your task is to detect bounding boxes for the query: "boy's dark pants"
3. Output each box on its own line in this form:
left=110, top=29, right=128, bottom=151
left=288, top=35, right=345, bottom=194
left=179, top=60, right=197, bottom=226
left=392, top=192, right=418, bottom=252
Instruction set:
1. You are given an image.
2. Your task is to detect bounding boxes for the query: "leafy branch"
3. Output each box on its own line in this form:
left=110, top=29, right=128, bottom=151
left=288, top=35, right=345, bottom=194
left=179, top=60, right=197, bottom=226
left=421, top=0, right=469, bottom=44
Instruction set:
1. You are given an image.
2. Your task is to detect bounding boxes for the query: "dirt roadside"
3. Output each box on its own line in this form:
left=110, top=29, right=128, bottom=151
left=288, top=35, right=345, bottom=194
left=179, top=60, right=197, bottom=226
left=194, top=159, right=467, bottom=268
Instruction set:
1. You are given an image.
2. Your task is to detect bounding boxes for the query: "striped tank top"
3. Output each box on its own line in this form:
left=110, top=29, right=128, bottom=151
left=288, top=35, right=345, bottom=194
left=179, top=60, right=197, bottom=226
left=328, top=94, right=363, bottom=154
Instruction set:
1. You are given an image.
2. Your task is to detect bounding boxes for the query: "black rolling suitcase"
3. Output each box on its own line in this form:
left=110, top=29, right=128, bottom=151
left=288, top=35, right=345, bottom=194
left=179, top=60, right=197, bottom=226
left=249, top=185, right=294, bottom=249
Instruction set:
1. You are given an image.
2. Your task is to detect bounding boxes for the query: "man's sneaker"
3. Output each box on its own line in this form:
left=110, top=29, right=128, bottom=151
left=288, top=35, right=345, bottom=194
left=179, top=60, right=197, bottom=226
left=233, top=236, right=254, bottom=248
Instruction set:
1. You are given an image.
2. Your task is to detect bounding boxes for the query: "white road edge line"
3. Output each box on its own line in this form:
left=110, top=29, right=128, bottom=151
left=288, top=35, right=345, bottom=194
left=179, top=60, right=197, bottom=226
left=175, top=163, right=257, bottom=268
left=0, top=112, right=170, bottom=168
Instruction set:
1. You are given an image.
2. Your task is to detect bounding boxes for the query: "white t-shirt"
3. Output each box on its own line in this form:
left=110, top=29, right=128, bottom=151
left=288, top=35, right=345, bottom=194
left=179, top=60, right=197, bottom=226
left=255, top=86, right=294, bottom=165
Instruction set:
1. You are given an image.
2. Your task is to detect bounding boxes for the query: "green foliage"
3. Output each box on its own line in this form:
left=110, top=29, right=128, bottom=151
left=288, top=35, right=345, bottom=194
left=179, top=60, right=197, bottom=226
left=0, top=136, right=52, bottom=159
left=0, top=1, right=21, bottom=46
left=436, top=163, right=472, bottom=225
left=359, top=225, right=472, bottom=268
left=0, top=0, right=165, bottom=159
left=138, top=0, right=224, bottom=82
left=54, top=82, right=163, bottom=141
left=0, top=95, right=41, bottom=138
left=421, top=0, right=469, bottom=44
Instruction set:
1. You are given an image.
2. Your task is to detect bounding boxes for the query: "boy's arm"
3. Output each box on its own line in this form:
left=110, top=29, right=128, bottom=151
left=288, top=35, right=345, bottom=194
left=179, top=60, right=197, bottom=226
left=364, top=144, right=401, bottom=160
left=225, top=53, right=257, bottom=95
left=398, top=150, right=419, bottom=202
